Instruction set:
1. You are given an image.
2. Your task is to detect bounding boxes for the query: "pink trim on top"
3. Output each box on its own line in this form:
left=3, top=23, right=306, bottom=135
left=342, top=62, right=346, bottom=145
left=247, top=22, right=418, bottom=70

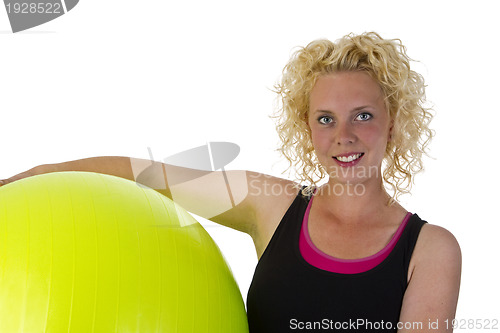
left=299, top=195, right=412, bottom=274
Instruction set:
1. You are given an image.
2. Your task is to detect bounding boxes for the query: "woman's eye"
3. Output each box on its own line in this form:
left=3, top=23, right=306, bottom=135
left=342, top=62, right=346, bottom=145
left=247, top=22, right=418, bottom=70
left=356, top=112, right=372, bottom=121
left=318, top=116, right=333, bottom=125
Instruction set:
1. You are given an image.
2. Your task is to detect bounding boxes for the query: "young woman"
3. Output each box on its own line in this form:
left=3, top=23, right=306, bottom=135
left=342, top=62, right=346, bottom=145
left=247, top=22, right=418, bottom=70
left=1, top=32, right=461, bottom=332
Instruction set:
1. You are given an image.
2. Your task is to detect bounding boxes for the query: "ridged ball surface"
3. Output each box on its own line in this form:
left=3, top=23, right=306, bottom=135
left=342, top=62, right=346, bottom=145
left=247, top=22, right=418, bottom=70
left=0, top=172, right=248, bottom=332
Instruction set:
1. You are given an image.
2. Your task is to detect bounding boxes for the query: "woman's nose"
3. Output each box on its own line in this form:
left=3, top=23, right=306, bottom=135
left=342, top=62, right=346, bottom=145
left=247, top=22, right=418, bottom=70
left=335, top=122, right=356, bottom=145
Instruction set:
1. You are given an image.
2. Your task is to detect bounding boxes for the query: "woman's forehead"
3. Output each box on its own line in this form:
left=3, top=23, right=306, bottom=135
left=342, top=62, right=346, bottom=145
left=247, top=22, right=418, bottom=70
left=309, top=72, right=385, bottom=112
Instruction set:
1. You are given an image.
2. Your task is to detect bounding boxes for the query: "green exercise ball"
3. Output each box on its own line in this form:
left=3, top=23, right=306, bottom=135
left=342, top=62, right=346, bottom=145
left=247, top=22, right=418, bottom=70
left=0, top=172, right=248, bottom=332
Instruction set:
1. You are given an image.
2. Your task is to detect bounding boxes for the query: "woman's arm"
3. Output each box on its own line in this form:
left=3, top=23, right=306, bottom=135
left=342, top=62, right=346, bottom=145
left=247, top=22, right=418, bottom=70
left=0, top=156, right=297, bottom=243
left=398, top=224, right=462, bottom=332
left=0, top=156, right=251, bottom=229
left=1, top=157, right=135, bottom=186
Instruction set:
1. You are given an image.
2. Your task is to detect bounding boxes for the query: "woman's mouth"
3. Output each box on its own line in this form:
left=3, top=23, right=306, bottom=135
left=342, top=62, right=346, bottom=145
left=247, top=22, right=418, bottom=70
left=332, top=153, right=364, bottom=166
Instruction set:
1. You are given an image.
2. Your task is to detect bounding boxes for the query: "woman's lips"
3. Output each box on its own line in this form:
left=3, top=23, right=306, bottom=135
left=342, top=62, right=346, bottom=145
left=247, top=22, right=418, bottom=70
left=332, top=153, right=364, bottom=167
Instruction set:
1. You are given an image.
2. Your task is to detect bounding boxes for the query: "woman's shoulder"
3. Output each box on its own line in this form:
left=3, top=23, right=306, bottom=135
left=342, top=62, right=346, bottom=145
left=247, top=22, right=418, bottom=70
left=409, top=221, right=462, bottom=280
left=246, top=171, right=301, bottom=216
left=245, top=171, right=301, bottom=199
left=418, top=223, right=461, bottom=258
left=244, top=172, right=302, bottom=256
left=401, top=221, right=462, bottom=325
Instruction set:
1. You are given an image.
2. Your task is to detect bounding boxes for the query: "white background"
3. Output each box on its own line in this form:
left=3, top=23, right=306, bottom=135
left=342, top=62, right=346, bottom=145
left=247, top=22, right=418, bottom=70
left=1, top=0, right=499, bottom=326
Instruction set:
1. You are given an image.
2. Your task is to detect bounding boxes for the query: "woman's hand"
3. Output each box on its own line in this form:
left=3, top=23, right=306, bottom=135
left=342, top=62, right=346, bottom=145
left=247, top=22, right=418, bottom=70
left=0, top=157, right=132, bottom=188
left=0, top=164, right=53, bottom=187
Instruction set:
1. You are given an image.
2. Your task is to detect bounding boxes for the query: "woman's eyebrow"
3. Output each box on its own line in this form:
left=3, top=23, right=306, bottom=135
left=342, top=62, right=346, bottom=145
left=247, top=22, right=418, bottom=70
left=314, top=109, right=334, bottom=114
left=351, top=105, right=373, bottom=112
left=313, top=105, right=374, bottom=114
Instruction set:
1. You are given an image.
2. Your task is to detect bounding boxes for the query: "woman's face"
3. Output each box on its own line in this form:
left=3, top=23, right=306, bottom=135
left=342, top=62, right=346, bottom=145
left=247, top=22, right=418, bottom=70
left=308, top=71, right=392, bottom=185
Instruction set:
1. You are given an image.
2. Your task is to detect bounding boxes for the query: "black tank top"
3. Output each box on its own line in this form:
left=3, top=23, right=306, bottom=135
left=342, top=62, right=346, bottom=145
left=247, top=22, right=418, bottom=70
left=247, top=189, right=426, bottom=332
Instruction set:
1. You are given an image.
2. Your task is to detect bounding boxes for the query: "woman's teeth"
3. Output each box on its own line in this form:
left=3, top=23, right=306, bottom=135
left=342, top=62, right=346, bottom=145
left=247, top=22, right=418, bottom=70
left=335, top=153, right=363, bottom=162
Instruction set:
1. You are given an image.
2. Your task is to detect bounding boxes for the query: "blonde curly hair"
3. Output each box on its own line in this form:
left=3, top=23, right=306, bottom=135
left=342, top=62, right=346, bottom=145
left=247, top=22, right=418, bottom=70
left=273, top=32, right=434, bottom=201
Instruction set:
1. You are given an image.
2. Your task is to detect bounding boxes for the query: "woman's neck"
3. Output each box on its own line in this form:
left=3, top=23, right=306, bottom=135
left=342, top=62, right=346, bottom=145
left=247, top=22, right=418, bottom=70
left=314, top=177, right=398, bottom=225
